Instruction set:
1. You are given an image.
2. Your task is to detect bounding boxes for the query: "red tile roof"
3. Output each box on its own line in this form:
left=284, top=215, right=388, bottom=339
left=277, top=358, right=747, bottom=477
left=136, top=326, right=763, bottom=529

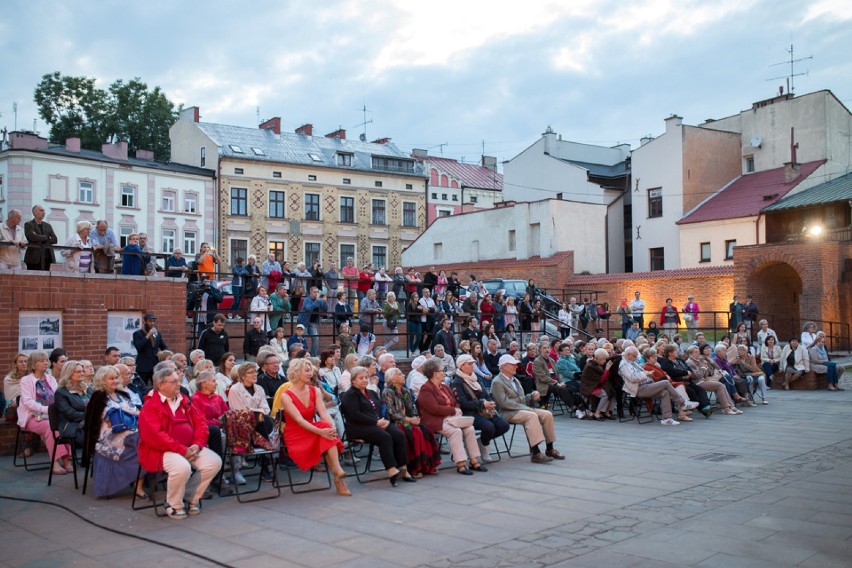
left=422, top=156, right=503, bottom=190
left=677, top=160, right=825, bottom=225
left=569, top=265, right=733, bottom=285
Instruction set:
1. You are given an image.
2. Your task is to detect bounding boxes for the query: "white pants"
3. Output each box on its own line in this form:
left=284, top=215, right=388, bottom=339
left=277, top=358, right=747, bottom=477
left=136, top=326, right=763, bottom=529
left=162, top=447, right=222, bottom=508
left=440, top=419, right=481, bottom=464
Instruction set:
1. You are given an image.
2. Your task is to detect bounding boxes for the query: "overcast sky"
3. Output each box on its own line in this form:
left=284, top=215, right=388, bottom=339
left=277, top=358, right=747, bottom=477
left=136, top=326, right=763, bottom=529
left=2, top=0, right=850, bottom=166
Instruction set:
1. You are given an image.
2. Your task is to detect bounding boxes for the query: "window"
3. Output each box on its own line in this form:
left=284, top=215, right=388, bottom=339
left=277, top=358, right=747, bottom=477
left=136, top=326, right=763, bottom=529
left=0, top=175, right=4, bottom=200
left=648, top=188, right=663, bottom=218
left=371, top=199, right=386, bottom=225
left=308, top=153, right=323, bottom=163
left=304, top=242, right=320, bottom=266
left=451, top=195, right=458, bottom=201
left=508, top=230, right=516, bottom=252
left=745, top=156, right=755, bottom=173
left=268, top=241, right=286, bottom=263
left=372, top=246, right=387, bottom=269
left=269, top=191, right=286, bottom=218
left=184, top=193, right=197, bottom=214
left=251, top=147, right=264, bottom=156
left=230, top=239, right=247, bottom=266
left=234, top=168, right=244, bottom=175
left=229, top=145, right=244, bottom=153
left=337, top=153, right=352, bottom=167
left=342, top=178, right=351, bottom=185
left=469, top=195, right=478, bottom=204
left=434, top=243, right=442, bottom=260
left=200, top=147, right=206, bottom=167
left=440, top=174, right=449, bottom=187
left=162, top=229, right=176, bottom=253
left=120, top=185, right=135, bottom=208
left=230, top=187, right=247, bottom=216
left=304, top=193, right=320, bottom=220
left=79, top=181, right=94, bottom=203
left=441, top=193, right=447, bottom=200
left=339, top=244, right=355, bottom=268
left=649, top=247, right=665, bottom=271
left=431, top=192, right=437, bottom=199
left=402, top=202, right=416, bottom=227
left=405, top=184, right=413, bottom=190
left=272, top=171, right=282, bottom=178
left=162, top=191, right=175, bottom=212
left=308, top=174, right=317, bottom=181
left=438, top=210, right=451, bottom=217
left=699, top=242, right=711, bottom=263
left=183, top=231, right=197, bottom=255
left=725, top=239, right=737, bottom=260
left=119, top=226, right=134, bottom=248
left=371, top=156, right=414, bottom=174
left=374, top=181, right=383, bottom=188
left=340, top=196, right=355, bottom=223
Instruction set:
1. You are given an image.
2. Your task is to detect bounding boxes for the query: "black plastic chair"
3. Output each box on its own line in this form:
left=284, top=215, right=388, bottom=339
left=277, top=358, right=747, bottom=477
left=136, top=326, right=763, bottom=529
left=47, top=404, right=79, bottom=488
left=492, top=423, right=531, bottom=459
left=219, top=413, right=280, bottom=503
left=620, top=392, right=657, bottom=424
left=272, top=411, right=332, bottom=494
left=13, top=423, right=50, bottom=471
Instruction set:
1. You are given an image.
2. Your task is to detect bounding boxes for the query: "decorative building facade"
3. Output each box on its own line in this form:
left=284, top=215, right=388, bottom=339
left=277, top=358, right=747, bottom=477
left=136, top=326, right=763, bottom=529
left=170, top=109, right=427, bottom=271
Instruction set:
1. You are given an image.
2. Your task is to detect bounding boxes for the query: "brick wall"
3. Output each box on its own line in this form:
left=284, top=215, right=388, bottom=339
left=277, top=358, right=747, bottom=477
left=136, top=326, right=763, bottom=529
left=0, top=272, right=187, bottom=367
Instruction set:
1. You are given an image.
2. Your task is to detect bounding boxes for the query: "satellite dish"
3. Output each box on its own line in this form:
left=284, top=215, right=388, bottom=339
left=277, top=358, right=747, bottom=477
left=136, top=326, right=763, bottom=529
left=750, top=135, right=762, bottom=148
left=359, top=133, right=367, bottom=142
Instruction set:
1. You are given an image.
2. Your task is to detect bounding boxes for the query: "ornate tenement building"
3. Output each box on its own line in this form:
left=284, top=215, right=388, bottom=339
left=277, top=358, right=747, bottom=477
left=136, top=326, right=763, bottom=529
left=170, top=108, right=427, bottom=271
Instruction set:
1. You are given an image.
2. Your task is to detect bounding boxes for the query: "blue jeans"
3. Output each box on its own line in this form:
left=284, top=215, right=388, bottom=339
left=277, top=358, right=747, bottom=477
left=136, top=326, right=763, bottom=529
left=229, top=286, right=243, bottom=314
left=472, top=414, right=510, bottom=447
left=407, top=321, right=422, bottom=353
left=307, top=323, right=320, bottom=357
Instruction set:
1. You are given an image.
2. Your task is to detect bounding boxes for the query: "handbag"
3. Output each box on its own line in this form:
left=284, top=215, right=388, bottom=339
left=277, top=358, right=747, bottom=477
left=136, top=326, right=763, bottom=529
left=268, top=411, right=283, bottom=451
left=106, top=406, right=138, bottom=433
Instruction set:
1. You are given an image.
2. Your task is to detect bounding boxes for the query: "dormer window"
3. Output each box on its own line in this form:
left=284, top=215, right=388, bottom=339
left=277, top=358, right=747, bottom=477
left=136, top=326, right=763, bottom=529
left=229, top=145, right=244, bottom=153
left=337, top=153, right=353, bottom=167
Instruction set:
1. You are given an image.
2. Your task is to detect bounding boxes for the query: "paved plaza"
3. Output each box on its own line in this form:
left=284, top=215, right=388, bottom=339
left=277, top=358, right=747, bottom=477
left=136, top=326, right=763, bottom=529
left=1, top=385, right=851, bottom=568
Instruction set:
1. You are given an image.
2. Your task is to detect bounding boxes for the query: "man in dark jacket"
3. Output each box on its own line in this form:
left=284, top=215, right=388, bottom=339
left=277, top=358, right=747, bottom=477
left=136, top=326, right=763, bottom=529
left=132, top=313, right=168, bottom=385
left=197, top=314, right=229, bottom=366
left=23, top=204, right=57, bottom=271
left=432, top=318, right=457, bottom=358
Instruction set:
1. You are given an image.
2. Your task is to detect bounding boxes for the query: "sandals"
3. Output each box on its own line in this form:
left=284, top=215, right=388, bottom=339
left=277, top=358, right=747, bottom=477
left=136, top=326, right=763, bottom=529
left=135, top=491, right=151, bottom=502
left=187, top=503, right=201, bottom=516
left=164, top=504, right=187, bottom=520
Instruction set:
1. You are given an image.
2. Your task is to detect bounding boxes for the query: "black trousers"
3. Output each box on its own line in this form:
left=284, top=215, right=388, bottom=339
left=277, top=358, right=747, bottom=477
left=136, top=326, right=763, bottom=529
left=347, top=423, right=407, bottom=470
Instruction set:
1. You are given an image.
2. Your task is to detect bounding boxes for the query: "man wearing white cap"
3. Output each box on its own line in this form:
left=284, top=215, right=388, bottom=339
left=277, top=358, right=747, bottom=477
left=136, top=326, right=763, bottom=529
left=490, top=354, right=565, bottom=463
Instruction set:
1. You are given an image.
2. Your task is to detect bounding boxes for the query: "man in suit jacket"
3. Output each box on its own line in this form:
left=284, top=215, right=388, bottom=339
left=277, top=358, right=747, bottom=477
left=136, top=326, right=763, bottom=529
left=132, top=313, right=168, bottom=385
left=490, top=354, right=565, bottom=463
left=23, top=204, right=58, bottom=271
left=531, top=344, right=576, bottom=410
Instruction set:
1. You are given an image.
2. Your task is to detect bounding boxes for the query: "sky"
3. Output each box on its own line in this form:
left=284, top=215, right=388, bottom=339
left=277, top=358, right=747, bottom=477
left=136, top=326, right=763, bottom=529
left=1, top=0, right=851, bottom=167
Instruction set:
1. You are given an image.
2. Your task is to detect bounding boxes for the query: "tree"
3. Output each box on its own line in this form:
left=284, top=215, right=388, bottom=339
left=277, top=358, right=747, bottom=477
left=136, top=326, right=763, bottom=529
left=34, top=72, right=178, bottom=161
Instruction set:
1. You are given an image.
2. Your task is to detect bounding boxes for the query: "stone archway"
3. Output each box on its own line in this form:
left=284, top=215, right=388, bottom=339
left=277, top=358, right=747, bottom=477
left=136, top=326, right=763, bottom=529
left=747, top=261, right=803, bottom=341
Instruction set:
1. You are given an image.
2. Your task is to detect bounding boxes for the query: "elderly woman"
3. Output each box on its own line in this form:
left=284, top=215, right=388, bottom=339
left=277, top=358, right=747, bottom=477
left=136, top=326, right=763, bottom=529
left=227, top=361, right=274, bottom=481
left=55, top=360, right=92, bottom=449
left=780, top=337, right=809, bottom=390
left=84, top=365, right=145, bottom=498
left=658, top=346, right=712, bottom=417
left=382, top=367, right=440, bottom=477
left=250, top=285, right=273, bottom=333
left=711, top=345, right=749, bottom=404
left=667, top=345, right=740, bottom=416
left=18, top=352, right=71, bottom=475
left=580, top=348, right=616, bottom=420
left=416, top=358, right=484, bottom=475
left=61, top=220, right=95, bottom=273
left=382, top=291, right=401, bottom=350
left=191, top=369, right=229, bottom=462
left=619, top=346, right=691, bottom=426
left=800, top=322, right=819, bottom=349
left=809, top=334, right=843, bottom=391
left=451, top=354, right=509, bottom=456
left=760, top=335, right=782, bottom=384
left=187, top=358, right=215, bottom=395
left=341, top=365, right=411, bottom=485
left=279, top=359, right=350, bottom=495
left=731, top=344, right=768, bottom=404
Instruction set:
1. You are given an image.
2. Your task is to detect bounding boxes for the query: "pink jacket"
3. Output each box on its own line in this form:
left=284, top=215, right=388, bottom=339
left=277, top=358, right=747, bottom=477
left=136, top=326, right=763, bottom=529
left=17, top=373, right=59, bottom=429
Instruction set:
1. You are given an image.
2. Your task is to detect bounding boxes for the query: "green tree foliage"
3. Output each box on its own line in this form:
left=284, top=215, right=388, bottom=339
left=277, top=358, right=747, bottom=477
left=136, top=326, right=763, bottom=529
left=34, top=71, right=178, bottom=161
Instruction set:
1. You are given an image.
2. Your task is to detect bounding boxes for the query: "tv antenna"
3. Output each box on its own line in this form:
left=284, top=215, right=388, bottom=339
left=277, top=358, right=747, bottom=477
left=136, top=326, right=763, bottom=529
left=767, top=42, right=812, bottom=94
left=428, top=142, right=448, bottom=157
left=353, top=103, right=372, bottom=142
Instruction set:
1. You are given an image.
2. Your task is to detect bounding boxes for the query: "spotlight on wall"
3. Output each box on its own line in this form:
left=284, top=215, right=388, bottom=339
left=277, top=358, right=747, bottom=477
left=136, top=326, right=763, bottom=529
left=809, top=224, right=824, bottom=237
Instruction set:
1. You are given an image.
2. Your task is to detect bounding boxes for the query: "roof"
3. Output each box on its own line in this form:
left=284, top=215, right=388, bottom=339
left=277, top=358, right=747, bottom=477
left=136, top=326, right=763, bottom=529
left=559, top=158, right=630, bottom=180
left=196, top=122, right=424, bottom=178
left=1, top=145, right=215, bottom=178
left=420, top=156, right=502, bottom=190
left=569, top=265, right=733, bottom=285
left=677, top=160, right=825, bottom=225
left=410, top=251, right=574, bottom=272
left=762, top=170, right=852, bottom=212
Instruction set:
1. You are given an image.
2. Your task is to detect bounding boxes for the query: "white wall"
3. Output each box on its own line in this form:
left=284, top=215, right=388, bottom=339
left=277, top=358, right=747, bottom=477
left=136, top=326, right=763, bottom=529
left=678, top=217, right=764, bottom=268
left=402, top=199, right=607, bottom=273
left=630, top=117, right=684, bottom=272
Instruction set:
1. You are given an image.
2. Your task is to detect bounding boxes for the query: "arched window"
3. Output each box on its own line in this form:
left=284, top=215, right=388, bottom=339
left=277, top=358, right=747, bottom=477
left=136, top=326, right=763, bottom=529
left=440, top=174, right=449, bottom=187
left=430, top=168, right=439, bottom=186
left=450, top=180, right=459, bottom=189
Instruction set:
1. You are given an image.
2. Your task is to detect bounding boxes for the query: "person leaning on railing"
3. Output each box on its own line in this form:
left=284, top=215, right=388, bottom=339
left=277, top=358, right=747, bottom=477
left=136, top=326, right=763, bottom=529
left=23, top=205, right=57, bottom=271
left=0, top=209, right=26, bottom=269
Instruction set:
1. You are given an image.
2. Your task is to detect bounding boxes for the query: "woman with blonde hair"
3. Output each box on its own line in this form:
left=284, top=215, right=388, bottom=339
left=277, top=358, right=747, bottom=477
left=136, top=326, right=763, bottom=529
left=3, top=352, right=28, bottom=422
left=61, top=220, right=95, bottom=273
left=55, top=360, right=92, bottom=447
left=336, top=353, right=360, bottom=393
left=18, top=352, right=70, bottom=475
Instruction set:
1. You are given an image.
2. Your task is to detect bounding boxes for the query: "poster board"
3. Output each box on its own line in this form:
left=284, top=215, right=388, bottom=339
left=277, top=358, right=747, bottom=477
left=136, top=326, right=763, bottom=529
left=107, top=311, right=143, bottom=357
left=19, top=311, right=62, bottom=354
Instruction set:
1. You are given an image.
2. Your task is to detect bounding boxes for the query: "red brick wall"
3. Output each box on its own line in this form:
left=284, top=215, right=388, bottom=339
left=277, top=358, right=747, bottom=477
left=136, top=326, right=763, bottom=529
left=0, top=272, right=187, bottom=366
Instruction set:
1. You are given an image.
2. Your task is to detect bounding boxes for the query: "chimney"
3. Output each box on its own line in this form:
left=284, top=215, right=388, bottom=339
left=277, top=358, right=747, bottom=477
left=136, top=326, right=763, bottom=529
left=102, top=141, right=128, bottom=161
left=542, top=125, right=556, bottom=155
left=783, top=162, right=801, bottom=184
left=9, top=131, right=49, bottom=150
left=135, top=149, right=155, bottom=160
left=371, top=137, right=391, bottom=145
left=295, top=123, right=313, bottom=136
left=412, top=148, right=428, bottom=159
left=664, top=114, right=683, bottom=133
left=325, top=128, right=346, bottom=140
left=639, top=135, right=654, bottom=146
left=481, top=155, right=497, bottom=172
left=180, top=106, right=200, bottom=122
left=259, top=117, right=281, bottom=135
left=65, top=137, right=81, bottom=152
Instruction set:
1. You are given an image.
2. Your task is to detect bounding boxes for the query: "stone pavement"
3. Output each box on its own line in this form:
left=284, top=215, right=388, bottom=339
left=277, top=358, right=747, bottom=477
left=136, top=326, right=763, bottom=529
left=1, top=386, right=850, bottom=568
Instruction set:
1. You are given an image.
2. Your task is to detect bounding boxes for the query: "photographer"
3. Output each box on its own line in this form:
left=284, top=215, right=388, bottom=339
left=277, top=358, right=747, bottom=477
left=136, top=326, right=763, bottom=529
left=132, top=314, right=168, bottom=385
left=187, top=274, right=223, bottom=337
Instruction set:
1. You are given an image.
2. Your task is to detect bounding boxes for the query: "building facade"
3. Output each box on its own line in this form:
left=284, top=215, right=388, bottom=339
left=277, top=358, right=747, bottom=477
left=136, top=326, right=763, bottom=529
left=170, top=110, right=427, bottom=271
left=0, top=131, right=214, bottom=257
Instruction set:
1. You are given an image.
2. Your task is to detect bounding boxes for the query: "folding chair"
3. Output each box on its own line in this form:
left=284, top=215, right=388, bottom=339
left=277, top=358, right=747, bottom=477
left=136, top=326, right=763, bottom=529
left=132, top=465, right=169, bottom=517
left=492, top=423, right=531, bottom=459
left=273, top=411, right=332, bottom=494
left=13, top=424, right=50, bottom=471
left=620, top=392, right=656, bottom=424
left=47, top=404, right=79, bottom=488
left=341, top=431, right=386, bottom=483
left=220, top=413, right=281, bottom=503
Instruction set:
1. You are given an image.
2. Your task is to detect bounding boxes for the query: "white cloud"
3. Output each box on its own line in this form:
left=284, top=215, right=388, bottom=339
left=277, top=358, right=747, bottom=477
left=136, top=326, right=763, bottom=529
left=803, top=0, right=852, bottom=22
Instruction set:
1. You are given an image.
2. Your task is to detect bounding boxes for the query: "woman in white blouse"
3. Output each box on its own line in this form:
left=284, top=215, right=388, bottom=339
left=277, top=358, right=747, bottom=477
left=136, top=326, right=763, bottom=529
left=61, top=221, right=95, bottom=273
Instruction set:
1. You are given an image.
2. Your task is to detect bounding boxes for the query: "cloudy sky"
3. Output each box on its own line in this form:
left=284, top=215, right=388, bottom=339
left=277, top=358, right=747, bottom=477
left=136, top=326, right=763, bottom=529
left=1, top=0, right=850, bottom=165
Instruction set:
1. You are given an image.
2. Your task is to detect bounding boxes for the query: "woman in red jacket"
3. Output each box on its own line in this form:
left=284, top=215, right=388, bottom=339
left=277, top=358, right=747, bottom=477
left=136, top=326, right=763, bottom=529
left=139, top=367, right=222, bottom=519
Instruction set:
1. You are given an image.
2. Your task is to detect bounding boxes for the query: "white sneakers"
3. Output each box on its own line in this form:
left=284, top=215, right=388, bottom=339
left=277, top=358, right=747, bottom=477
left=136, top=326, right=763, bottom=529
left=575, top=409, right=585, bottom=419
left=722, top=408, right=743, bottom=415
left=683, top=401, right=700, bottom=410
left=660, top=418, right=680, bottom=426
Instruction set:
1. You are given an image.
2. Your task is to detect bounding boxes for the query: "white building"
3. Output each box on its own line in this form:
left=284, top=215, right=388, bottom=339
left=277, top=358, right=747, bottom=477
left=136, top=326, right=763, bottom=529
left=0, top=131, right=215, bottom=257
left=401, top=198, right=607, bottom=274
left=502, top=127, right=631, bottom=272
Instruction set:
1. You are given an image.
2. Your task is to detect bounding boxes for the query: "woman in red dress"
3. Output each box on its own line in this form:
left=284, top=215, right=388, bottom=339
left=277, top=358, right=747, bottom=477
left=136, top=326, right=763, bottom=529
left=279, top=358, right=350, bottom=496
